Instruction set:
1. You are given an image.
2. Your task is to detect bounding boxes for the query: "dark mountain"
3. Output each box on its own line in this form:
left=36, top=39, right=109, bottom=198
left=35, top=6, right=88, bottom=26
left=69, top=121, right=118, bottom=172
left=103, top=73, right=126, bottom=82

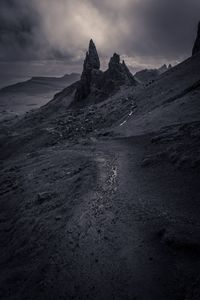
left=192, top=21, right=200, bottom=55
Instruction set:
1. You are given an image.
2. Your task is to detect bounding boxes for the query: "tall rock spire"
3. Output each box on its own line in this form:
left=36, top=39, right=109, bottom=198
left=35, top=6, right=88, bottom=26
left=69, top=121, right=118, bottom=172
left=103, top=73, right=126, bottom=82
left=85, top=39, right=100, bottom=70
left=192, top=22, right=200, bottom=56
left=74, top=39, right=101, bottom=103
left=73, top=40, right=137, bottom=107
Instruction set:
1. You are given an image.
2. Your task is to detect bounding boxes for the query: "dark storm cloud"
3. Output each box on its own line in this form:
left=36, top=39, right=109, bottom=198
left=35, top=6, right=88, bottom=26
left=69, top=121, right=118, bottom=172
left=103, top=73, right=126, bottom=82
left=0, top=0, right=39, bottom=60
left=0, top=0, right=200, bottom=68
left=123, top=0, right=200, bottom=60
left=0, top=0, right=74, bottom=61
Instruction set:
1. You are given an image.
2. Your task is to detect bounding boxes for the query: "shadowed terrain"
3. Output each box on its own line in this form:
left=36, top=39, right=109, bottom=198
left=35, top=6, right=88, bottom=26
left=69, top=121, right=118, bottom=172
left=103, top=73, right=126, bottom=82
left=1, top=26, right=200, bottom=300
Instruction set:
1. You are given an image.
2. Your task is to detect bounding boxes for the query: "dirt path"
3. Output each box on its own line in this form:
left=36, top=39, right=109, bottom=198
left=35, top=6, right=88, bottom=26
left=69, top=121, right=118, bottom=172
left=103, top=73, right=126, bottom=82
left=69, top=138, right=200, bottom=300
left=1, top=137, right=200, bottom=299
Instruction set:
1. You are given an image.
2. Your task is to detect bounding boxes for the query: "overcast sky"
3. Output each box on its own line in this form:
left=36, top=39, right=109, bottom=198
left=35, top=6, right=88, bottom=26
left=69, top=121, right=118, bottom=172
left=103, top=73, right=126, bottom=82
left=0, top=0, right=200, bottom=87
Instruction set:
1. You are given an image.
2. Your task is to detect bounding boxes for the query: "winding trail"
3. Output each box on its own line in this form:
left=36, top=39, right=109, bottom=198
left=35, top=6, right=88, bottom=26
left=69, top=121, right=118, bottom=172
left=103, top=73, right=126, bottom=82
left=58, top=137, right=200, bottom=300
left=1, top=137, right=200, bottom=300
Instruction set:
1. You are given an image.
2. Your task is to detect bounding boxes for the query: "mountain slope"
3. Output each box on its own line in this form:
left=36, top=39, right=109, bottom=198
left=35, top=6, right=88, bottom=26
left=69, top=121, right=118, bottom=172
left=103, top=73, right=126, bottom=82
left=2, top=51, right=200, bottom=160
left=116, top=52, right=200, bottom=136
left=1, top=32, right=200, bottom=300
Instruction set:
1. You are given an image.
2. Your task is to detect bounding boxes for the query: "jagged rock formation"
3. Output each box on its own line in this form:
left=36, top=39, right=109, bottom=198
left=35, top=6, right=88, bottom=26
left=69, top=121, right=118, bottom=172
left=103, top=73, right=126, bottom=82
left=192, top=22, right=200, bottom=56
left=96, top=53, right=137, bottom=99
left=74, top=39, right=102, bottom=103
left=84, top=39, right=100, bottom=70
left=73, top=41, right=137, bottom=106
left=106, top=53, right=136, bottom=85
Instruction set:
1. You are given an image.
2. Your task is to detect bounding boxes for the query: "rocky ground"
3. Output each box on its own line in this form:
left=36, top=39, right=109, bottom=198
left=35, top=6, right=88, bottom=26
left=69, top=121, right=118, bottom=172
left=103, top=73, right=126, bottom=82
left=1, top=133, right=200, bottom=300
left=1, top=34, right=200, bottom=300
left=142, top=121, right=200, bottom=169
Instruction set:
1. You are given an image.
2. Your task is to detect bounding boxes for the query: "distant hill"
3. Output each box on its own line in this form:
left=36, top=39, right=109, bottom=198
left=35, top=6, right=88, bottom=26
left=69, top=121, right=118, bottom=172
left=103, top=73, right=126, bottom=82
left=0, top=73, right=80, bottom=118
left=134, top=64, right=172, bottom=84
left=0, top=73, right=80, bottom=95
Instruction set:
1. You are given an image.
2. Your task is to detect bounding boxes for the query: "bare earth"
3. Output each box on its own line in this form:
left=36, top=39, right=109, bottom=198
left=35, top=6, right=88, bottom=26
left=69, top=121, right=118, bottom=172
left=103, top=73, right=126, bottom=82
left=1, top=134, right=200, bottom=300
left=1, top=52, right=200, bottom=300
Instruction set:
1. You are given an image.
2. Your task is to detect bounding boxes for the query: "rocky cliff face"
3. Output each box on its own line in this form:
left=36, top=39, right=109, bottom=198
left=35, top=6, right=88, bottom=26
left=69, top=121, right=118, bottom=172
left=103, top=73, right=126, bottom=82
left=192, top=22, right=200, bottom=56
left=73, top=41, right=137, bottom=106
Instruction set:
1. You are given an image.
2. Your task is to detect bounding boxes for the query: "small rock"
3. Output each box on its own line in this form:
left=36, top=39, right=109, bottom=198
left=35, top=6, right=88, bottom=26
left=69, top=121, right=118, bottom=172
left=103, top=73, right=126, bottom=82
left=37, top=192, right=52, bottom=203
left=55, top=215, right=62, bottom=221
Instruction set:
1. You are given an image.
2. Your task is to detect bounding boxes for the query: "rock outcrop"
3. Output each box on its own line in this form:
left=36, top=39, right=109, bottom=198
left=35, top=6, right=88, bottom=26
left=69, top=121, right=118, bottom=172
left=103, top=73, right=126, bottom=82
left=83, top=39, right=100, bottom=71
left=97, top=53, right=137, bottom=97
left=192, top=22, right=200, bottom=56
left=74, top=39, right=102, bottom=103
left=106, top=53, right=136, bottom=85
left=73, top=41, right=137, bottom=106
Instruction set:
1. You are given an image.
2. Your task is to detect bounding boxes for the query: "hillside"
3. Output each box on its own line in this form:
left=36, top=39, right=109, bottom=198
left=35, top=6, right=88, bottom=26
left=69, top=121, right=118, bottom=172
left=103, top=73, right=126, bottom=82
left=117, top=53, right=200, bottom=136
left=1, top=26, right=200, bottom=300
